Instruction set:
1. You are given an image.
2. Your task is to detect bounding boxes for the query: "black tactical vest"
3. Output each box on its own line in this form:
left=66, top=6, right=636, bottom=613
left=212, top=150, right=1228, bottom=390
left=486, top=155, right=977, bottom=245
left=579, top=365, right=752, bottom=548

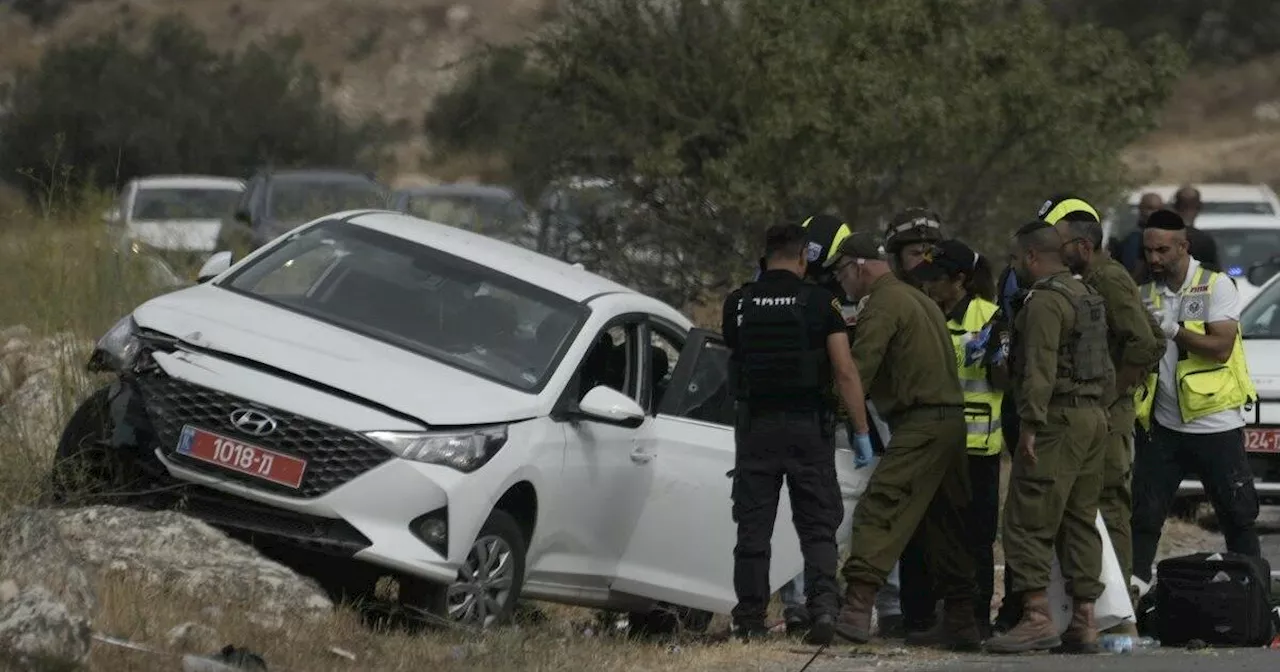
left=733, top=282, right=829, bottom=409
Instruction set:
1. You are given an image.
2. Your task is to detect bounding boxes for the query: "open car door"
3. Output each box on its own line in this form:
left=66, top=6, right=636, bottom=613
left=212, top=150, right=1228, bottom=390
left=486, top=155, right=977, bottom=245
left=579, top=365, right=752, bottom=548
left=608, top=328, right=807, bottom=614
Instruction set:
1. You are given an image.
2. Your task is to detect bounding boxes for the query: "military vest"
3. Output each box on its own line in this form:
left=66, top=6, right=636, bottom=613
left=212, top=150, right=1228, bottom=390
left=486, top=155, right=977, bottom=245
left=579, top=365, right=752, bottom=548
left=1030, top=275, right=1113, bottom=387
left=733, top=282, right=829, bottom=408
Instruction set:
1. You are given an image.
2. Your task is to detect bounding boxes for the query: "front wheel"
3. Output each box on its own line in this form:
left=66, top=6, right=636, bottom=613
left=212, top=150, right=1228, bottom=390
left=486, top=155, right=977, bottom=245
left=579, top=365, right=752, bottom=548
left=49, top=385, right=142, bottom=505
left=403, top=509, right=527, bottom=630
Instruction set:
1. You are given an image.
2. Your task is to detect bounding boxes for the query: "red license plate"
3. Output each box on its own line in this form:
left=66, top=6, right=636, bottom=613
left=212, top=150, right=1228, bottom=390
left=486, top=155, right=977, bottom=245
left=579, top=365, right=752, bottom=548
left=1244, top=427, right=1280, bottom=454
left=175, top=425, right=307, bottom=488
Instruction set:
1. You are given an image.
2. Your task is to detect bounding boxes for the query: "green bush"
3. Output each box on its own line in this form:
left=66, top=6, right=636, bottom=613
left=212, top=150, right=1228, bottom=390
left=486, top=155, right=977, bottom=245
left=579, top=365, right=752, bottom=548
left=0, top=14, right=387, bottom=200
left=425, top=0, right=1187, bottom=305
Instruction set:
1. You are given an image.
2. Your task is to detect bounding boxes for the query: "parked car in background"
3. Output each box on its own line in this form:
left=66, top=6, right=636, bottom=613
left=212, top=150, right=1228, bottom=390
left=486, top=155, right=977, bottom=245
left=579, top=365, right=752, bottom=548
left=56, top=210, right=864, bottom=631
left=216, top=168, right=388, bottom=258
left=1173, top=268, right=1280, bottom=512
left=1102, top=182, right=1280, bottom=244
left=1193, top=213, right=1280, bottom=305
left=388, top=183, right=535, bottom=247
left=105, top=175, right=245, bottom=276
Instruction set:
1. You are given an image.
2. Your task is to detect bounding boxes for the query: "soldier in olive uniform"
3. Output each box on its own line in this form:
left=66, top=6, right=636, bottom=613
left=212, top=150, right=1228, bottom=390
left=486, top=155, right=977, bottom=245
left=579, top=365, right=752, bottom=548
left=1045, top=197, right=1165, bottom=629
left=986, top=221, right=1114, bottom=655
left=827, top=232, right=980, bottom=650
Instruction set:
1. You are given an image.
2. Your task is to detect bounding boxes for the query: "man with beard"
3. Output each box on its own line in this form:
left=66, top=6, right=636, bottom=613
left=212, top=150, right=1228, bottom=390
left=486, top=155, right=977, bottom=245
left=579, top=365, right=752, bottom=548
left=986, top=221, right=1113, bottom=655
left=1129, top=209, right=1261, bottom=594
left=1045, top=196, right=1165, bottom=630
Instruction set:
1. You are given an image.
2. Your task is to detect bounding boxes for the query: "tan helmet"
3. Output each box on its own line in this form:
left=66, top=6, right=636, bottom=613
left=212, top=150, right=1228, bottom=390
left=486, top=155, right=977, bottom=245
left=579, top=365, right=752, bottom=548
left=883, top=207, right=945, bottom=255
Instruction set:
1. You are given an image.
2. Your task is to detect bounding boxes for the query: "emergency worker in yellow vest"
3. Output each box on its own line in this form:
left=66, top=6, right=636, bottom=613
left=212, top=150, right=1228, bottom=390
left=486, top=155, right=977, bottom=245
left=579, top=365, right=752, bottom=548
left=1130, top=209, right=1262, bottom=592
left=1043, top=196, right=1164, bottom=628
left=910, top=239, right=1004, bottom=641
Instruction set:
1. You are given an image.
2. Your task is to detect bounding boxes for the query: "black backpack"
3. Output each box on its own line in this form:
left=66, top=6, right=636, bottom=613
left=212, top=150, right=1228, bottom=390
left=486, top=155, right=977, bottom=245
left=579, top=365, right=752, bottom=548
left=1153, top=551, right=1275, bottom=647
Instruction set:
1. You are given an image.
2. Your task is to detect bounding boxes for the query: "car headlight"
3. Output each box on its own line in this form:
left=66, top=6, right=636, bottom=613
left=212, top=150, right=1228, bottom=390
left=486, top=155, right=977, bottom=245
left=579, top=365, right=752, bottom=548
left=365, top=426, right=508, bottom=472
left=88, top=315, right=142, bottom=373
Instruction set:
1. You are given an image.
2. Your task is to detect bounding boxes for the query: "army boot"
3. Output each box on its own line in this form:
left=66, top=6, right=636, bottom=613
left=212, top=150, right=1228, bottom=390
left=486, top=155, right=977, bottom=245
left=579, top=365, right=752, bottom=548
left=904, top=596, right=983, bottom=651
left=1057, top=600, right=1100, bottom=654
left=834, top=581, right=878, bottom=643
left=985, top=590, right=1061, bottom=654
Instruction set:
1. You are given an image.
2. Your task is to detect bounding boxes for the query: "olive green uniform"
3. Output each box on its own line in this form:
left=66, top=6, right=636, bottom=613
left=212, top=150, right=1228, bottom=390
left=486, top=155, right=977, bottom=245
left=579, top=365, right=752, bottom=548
left=1005, top=271, right=1115, bottom=600
left=1080, top=257, right=1165, bottom=588
left=840, top=274, right=976, bottom=602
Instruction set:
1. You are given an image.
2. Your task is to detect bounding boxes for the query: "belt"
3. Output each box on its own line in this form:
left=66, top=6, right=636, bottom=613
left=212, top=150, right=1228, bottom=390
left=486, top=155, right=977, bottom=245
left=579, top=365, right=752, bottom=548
left=888, top=404, right=964, bottom=428
left=1049, top=395, right=1101, bottom=408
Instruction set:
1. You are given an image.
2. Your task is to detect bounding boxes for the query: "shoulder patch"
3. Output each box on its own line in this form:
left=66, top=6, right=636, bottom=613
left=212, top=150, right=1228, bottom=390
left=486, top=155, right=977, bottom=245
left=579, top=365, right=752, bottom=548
left=805, top=241, right=824, bottom=263
left=830, top=297, right=842, bottom=314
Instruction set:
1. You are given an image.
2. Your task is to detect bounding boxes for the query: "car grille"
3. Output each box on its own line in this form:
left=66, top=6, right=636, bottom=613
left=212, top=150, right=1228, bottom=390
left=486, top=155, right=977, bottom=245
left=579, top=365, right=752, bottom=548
left=137, top=371, right=394, bottom=498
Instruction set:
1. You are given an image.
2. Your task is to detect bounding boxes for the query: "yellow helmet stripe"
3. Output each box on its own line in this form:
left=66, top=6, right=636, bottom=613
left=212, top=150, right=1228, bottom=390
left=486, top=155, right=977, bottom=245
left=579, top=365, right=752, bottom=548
left=828, top=224, right=852, bottom=264
left=1042, top=198, right=1099, bottom=225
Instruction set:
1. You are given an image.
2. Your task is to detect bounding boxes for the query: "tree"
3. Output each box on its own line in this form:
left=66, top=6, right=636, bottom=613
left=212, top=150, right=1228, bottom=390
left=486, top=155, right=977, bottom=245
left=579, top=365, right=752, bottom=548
left=0, top=15, right=386, bottom=200
left=425, top=0, right=1187, bottom=307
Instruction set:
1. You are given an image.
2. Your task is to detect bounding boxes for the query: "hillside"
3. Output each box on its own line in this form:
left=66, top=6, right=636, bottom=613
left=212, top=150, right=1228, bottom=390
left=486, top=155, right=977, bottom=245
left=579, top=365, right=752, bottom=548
left=2, top=0, right=1280, bottom=186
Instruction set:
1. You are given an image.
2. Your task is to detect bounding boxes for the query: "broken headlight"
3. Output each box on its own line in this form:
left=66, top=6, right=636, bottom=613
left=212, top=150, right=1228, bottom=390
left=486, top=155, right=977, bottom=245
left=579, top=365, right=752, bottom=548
left=365, top=426, right=508, bottom=473
left=87, top=315, right=142, bottom=373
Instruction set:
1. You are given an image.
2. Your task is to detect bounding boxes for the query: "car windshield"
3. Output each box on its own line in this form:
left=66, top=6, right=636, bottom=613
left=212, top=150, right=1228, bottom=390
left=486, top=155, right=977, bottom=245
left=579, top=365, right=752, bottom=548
left=402, top=192, right=531, bottom=243
left=1241, top=273, right=1280, bottom=338
left=268, top=178, right=386, bottom=225
left=130, top=187, right=241, bottom=221
left=219, top=220, right=586, bottom=391
left=1203, top=228, right=1280, bottom=278
left=1123, top=201, right=1275, bottom=221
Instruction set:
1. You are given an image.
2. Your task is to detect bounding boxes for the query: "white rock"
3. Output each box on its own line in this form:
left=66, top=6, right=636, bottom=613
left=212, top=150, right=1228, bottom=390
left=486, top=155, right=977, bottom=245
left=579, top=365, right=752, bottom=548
left=445, top=4, right=473, bottom=32
left=0, top=581, right=17, bottom=603
left=1254, top=101, right=1280, bottom=123
left=0, top=584, right=92, bottom=670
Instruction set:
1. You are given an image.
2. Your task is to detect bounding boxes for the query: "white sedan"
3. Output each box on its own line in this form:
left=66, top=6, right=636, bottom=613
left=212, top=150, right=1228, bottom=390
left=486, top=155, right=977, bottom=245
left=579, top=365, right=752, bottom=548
left=55, top=209, right=862, bottom=629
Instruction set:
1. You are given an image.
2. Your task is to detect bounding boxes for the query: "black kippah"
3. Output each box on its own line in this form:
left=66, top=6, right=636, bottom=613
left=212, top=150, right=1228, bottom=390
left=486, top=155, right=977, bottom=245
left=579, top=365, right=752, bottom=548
left=1143, top=209, right=1186, bottom=231
left=1015, top=220, right=1053, bottom=236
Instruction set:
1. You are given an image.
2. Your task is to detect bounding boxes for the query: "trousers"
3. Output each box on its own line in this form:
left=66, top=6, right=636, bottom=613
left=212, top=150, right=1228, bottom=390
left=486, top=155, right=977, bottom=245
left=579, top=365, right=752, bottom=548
left=1130, top=421, right=1261, bottom=583
left=732, top=411, right=843, bottom=626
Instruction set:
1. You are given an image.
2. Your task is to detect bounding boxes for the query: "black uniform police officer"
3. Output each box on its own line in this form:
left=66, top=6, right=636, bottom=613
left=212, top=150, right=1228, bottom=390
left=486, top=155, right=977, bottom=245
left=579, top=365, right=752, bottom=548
left=721, top=223, right=872, bottom=645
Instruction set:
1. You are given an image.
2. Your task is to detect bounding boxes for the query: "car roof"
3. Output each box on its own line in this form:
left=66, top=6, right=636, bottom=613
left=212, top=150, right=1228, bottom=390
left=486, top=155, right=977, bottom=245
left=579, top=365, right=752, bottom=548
left=255, top=168, right=381, bottom=183
left=1191, top=214, right=1280, bottom=230
left=394, top=184, right=519, bottom=200
left=133, top=175, right=245, bottom=190
left=337, top=210, right=653, bottom=304
left=1126, top=183, right=1279, bottom=204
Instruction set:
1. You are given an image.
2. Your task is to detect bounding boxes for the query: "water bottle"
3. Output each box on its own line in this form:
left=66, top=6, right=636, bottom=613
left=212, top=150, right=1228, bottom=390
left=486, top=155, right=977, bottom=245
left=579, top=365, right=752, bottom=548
left=1099, top=634, right=1134, bottom=653
left=1137, top=636, right=1160, bottom=649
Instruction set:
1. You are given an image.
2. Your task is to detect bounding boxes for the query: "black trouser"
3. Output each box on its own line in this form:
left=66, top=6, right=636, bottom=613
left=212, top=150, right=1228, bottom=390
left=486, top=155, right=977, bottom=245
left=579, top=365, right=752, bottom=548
left=1131, top=421, right=1262, bottom=583
left=897, top=451, right=1002, bottom=632
left=995, top=392, right=1022, bottom=628
left=731, top=410, right=843, bottom=627
left=967, top=452, right=1002, bottom=629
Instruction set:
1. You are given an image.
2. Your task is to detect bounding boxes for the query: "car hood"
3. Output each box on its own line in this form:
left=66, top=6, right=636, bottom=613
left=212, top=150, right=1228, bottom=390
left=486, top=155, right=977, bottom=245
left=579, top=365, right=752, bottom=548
left=132, top=286, right=545, bottom=426
left=1246, top=339, right=1280, bottom=396
left=127, top=220, right=222, bottom=251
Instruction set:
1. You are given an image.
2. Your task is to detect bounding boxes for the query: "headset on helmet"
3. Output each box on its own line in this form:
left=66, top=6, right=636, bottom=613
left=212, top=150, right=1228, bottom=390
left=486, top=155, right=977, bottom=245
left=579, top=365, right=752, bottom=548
left=883, top=207, right=944, bottom=254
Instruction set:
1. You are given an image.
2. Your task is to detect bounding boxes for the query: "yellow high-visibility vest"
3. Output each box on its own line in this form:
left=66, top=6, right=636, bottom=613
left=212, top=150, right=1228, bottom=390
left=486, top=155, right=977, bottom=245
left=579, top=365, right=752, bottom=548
left=949, top=297, right=1003, bottom=456
left=1133, top=266, right=1256, bottom=430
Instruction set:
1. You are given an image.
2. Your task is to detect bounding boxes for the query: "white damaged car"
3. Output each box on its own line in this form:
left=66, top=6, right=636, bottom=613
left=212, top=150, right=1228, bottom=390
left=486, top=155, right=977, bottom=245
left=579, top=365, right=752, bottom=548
left=54, top=210, right=863, bottom=630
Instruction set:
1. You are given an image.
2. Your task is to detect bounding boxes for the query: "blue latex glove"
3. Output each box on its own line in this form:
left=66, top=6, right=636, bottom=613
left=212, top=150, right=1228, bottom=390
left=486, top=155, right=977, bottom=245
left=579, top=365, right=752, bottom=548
left=852, top=433, right=874, bottom=469
left=964, top=323, right=992, bottom=366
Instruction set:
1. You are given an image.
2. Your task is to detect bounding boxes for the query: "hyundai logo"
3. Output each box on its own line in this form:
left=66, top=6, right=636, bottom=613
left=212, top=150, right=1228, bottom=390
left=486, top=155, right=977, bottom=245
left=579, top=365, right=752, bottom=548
left=229, top=409, right=278, bottom=437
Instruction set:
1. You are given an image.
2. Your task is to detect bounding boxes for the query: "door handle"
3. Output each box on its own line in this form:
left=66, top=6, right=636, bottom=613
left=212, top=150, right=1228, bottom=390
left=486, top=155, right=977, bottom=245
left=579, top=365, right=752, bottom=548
left=630, top=449, right=654, bottom=465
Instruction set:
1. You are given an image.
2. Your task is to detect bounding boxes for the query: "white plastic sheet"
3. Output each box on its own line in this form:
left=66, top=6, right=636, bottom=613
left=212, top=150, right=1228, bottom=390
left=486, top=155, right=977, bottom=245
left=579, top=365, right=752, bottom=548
left=1047, top=511, right=1136, bottom=632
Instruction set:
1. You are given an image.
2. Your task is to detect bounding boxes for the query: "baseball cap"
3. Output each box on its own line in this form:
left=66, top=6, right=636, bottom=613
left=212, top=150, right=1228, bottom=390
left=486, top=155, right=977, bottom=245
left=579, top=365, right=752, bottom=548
left=834, top=231, right=887, bottom=264
left=911, top=239, right=980, bottom=282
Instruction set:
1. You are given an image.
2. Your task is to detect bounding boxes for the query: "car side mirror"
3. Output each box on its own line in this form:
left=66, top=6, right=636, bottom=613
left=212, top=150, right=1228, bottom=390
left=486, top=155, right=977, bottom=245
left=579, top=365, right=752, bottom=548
left=1247, top=262, right=1279, bottom=287
left=575, top=385, right=645, bottom=428
left=197, top=251, right=234, bottom=284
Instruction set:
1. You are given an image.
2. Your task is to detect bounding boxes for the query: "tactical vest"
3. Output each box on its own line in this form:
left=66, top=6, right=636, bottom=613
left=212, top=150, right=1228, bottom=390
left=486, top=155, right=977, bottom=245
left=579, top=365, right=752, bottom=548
left=948, top=297, right=1004, bottom=456
left=1031, top=275, right=1113, bottom=388
left=1133, top=266, right=1257, bottom=430
left=734, top=282, right=828, bottom=408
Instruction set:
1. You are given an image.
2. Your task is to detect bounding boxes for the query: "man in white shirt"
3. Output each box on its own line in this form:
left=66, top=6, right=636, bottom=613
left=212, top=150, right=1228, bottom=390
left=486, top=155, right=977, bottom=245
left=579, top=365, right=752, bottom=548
left=1129, top=210, right=1262, bottom=589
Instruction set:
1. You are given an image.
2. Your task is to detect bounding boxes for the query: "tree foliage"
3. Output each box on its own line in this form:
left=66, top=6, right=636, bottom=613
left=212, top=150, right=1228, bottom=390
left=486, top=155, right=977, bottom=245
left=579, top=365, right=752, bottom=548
left=425, top=0, right=1186, bottom=306
left=0, top=14, right=386, bottom=199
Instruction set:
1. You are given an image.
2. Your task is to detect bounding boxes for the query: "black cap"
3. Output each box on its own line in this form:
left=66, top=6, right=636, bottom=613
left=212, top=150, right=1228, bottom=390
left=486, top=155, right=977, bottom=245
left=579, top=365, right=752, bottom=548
left=912, top=239, right=980, bottom=282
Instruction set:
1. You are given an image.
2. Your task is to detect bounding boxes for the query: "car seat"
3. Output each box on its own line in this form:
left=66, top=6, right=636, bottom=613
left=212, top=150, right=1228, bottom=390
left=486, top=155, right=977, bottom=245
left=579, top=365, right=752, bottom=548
left=650, top=346, right=670, bottom=409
